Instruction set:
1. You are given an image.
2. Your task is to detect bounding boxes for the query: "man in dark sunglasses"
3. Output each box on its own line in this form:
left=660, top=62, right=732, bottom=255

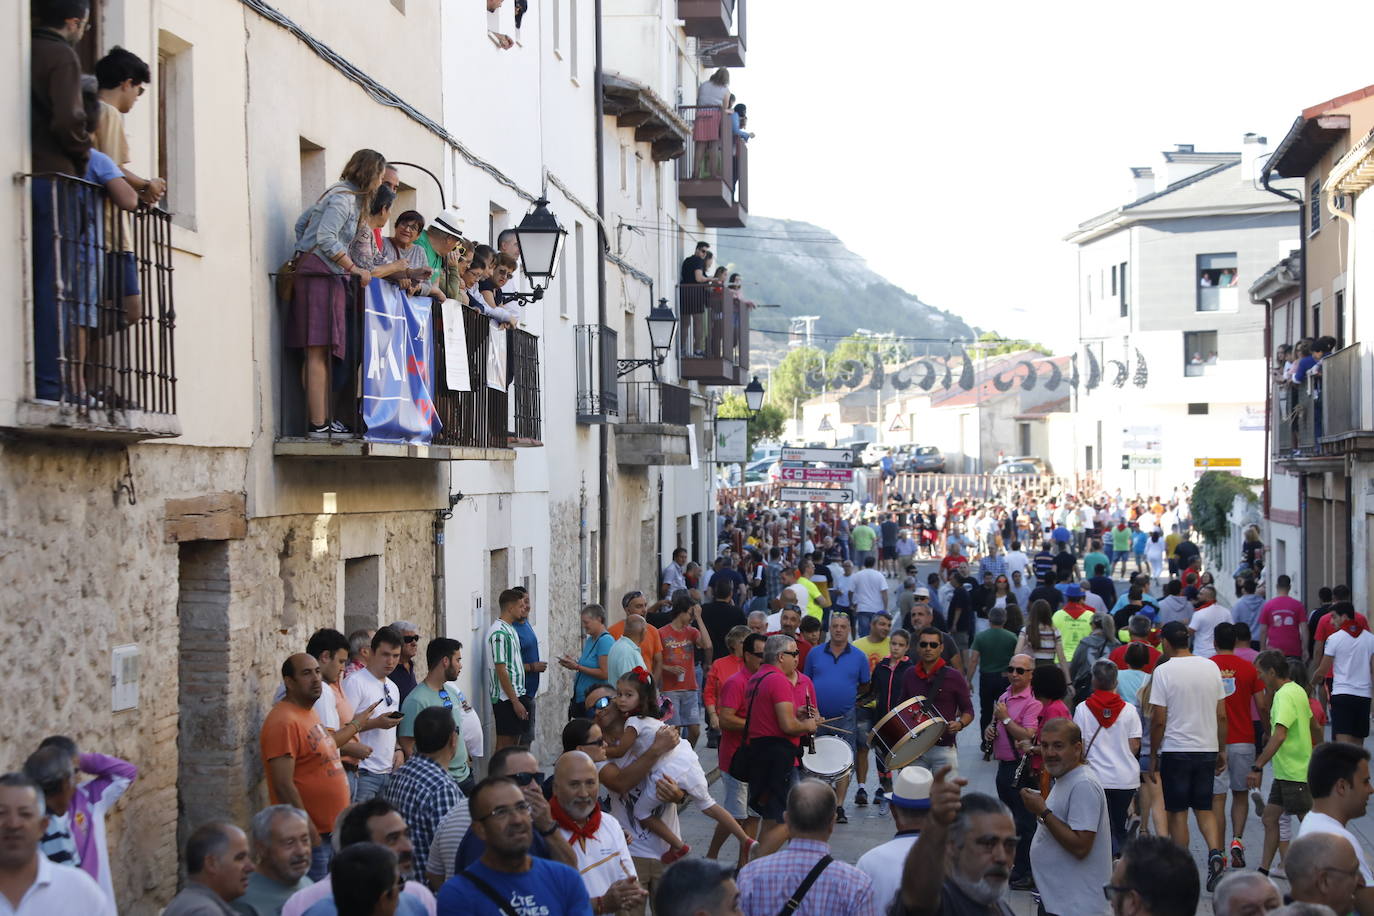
left=453, top=746, right=577, bottom=873
left=984, top=652, right=1040, bottom=888
left=386, top=619, right=422, bottom=705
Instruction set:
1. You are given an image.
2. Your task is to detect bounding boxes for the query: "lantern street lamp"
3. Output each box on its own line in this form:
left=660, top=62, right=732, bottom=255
left=508, top=197, right=567, bottom=303
left=618, top=299, right=679, bottom=380
left=743, top=376, right=765, bottom=415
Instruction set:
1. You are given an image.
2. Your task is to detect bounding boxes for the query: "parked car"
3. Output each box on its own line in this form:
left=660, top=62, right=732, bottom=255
left=999, top=455, right=1048, bottom=474
left=991, top=460, right=1040, bottom=477
left=860, top=442, right=889, bottom=467
left=905, top=445, right=945, bottom=473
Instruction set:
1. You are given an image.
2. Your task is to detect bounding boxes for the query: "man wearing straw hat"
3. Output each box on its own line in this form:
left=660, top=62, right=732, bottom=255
left=856, top=765, right=932, bottom=911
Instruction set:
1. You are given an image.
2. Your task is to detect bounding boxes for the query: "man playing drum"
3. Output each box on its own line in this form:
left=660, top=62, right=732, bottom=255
left=899, top=627, right=974, bottom=776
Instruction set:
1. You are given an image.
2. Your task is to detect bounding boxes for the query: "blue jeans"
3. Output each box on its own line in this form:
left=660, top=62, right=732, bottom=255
left=309, top=835, right=333, bottom=882
left=353, top=769, right=390, bottom=802
left=854, top=611, right=875, bottom=639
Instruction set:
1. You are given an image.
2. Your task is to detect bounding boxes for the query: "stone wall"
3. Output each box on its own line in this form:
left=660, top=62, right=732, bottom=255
left=0, top=439, right=438, bottom=913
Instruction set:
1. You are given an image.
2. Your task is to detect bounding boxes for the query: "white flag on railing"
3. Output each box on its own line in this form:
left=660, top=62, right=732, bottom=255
left=441, top=299, right=471, bottom=392
left=486, top=323, right=508, bottom=391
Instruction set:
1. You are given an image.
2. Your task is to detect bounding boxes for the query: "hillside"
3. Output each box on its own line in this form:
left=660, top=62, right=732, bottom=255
left=716, top=216, right=978, bottom=369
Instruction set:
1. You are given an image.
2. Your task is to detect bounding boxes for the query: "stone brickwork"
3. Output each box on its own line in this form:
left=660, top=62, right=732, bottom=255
left=0, top=439, right=438, bottom=913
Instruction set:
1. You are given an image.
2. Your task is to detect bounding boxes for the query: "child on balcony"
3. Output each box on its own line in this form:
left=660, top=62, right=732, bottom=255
left=604, top=667, right=756, bottom=868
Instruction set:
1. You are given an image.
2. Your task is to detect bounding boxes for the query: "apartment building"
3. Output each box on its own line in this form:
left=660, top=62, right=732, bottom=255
left=1065, top=138, right=1300, bottom=494
left=1258, top=84, right=1374, bottom=606
left=3, top=0, right=751, bottom=909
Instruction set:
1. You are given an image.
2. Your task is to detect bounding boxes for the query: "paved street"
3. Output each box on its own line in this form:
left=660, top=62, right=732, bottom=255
left=673, top=561, right=1374, bottom=914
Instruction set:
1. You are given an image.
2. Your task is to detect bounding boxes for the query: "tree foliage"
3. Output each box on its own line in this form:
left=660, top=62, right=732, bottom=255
left=974, top=331, right=1052, bottom=357
left=766, top=346, right=825, bottom=413
left=1190, top=471, right=1260, bottom=563
left=718, top=393, right=787, bottom=456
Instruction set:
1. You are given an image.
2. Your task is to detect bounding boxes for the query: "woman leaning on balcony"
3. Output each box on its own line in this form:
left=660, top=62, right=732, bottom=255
left=288, top=148, right=386, bottom=438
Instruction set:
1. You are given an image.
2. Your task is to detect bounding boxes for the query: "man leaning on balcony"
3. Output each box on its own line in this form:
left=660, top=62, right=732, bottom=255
left=679, top=242, right=711, bottom=357
left=415, top=207, right=468, bottom=303
left=30, top=0, right=93, bottom=403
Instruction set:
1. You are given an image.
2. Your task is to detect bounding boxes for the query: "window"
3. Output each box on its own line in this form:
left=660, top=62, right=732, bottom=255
left=1310, top=179, right=1322, bottom=234
left=1335, top=290, right=1346, bottom=350
left=574, top=222, right=586, bottom=324
left=634, top=154, right=644, bottom=208
left=1312, top=302, right=1321, bottom=340
left=298, top=137, right=326, bottom=210
left=1111, top=265, right=1117, bottom=296
left=1196, top=253, right=1238, bottom=312
left=1187, top=403, right=1209, bottom=415
left=618, top=144, right=627, bottom=191
left=1183, top=330, right=1218, bottom=377
left=569, top=0, right=579, bottom=78
left=489, top=202, right=508, bottom=252
left=1086, top=275, right=1093, bottom=311
left=1119, top=261, right=1128, bottom=317
left=157, top=32, right=196, bottom=230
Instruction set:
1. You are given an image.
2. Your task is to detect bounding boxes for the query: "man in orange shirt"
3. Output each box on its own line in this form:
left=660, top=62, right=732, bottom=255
left=610, top=590, right=663, bottom=683
left=261, top=653, right=355, bottom=881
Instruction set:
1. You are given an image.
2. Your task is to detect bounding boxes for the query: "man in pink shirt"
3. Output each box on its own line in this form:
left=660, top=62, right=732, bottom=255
left=1258, top=574, right=1308, bottom=660
left=712, top=631, right=766, bottom=857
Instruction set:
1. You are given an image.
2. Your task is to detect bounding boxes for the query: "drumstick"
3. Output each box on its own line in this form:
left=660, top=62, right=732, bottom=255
left=820, top=725, right=854, bottom=735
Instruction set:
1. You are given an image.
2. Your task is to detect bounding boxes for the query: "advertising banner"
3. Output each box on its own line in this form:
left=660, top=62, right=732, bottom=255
left=362, top=280, right=441, bottom=445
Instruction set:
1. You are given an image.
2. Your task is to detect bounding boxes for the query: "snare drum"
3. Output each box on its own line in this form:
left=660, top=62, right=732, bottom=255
left=801, top=736, right=854, bottom=784
left=869, top=696, right=947, bottom=769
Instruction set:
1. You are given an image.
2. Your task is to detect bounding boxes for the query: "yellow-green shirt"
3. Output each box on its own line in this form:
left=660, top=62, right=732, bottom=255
left=797, top=577, right=825, bottom=620
left=1052, top=604, right=1095, bottom=659
left=1270, top=681, right=1313, bottom=782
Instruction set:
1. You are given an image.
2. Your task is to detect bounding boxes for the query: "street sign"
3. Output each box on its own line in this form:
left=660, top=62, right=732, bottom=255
left=780, top=486, right=855, bottom=504
left=1194, top=457, right=1241, bottom=468
left=781, top=446, right=854, bottom=464
left=779, top=466, right=855, bottom=483
left=817, top=414, right=834, bottom=431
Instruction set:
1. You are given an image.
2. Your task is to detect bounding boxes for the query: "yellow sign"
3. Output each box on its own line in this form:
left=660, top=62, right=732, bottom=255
left=1194, top=457, right=1241, bottom=468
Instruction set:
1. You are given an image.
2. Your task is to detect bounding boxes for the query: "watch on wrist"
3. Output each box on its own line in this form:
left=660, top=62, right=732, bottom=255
left=1038, top=810, right=1051, bottom=825
left=537, top=823, right=558, bottom=837
left=1002, top=717, right=1012, bottom=726
left=1251, top=766, right=1263, bottom=773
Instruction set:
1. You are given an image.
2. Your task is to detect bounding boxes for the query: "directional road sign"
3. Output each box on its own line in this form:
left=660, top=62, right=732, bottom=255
left=780, top=447, right=854, bottom=465
left=779, top=466, right=855, bottom=484
left=780, top=486, right=855, bottom=504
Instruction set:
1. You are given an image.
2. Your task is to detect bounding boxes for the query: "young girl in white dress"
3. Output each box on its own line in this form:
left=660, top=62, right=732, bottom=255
left=604, top=667, right=756, bottom=866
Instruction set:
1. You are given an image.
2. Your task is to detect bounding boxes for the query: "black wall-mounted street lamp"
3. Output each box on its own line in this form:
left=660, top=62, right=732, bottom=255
left=743, top=375, right=765, bottom=414
left=507, top=197, right=568, bottom=304
left=618, top=299, right=679, bottom=380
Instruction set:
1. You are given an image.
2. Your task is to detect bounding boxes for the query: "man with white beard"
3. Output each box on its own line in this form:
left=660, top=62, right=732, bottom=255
left=891, top=766, right=1016, bottom=915
left=549, top=751, right=647, bottom=915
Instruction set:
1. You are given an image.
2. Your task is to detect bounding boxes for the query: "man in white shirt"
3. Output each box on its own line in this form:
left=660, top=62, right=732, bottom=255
left=856, top=766, right=931, bottom=911
left=1188, top=587, right=1232, bottom=659
left=342, top=627, right=406, bottom=801
left=1313, top=601, right=1374, bottom=745
left=0, top=774, right=112, bottom=916
left=550, top=752, right=646, bottom=914
left=1296, top=741, right=1374, bottom=915
left=848, top=555, right=889, bottom=638
left=1004, top=542, right=1030, bottom=580
left=1148, top=621, right=1229, bottom=891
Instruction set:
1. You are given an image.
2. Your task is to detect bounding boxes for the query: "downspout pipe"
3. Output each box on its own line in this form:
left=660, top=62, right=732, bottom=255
left=594, top=0, right=610, bottom=609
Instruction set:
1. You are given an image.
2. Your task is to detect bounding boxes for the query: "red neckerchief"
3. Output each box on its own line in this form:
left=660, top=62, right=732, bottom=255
left=1194, top=601, right=1215, bottom=612
left=917, top=657, right=946, bottom=678
left=1063, top=602, right=1089, bottom=620
left=1340, top=617, right=1368, bottom=639
left=550, top=795, right=601, bottom=849
left=1085, top=690, right=1126, bottom=728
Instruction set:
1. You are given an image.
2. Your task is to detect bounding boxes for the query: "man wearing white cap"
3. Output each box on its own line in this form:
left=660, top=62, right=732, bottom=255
left=415, top=206, right=467, bottom=301
left=856, top=766, right=931, bottom=911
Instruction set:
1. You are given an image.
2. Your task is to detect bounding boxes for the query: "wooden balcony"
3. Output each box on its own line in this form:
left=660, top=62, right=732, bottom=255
left=677, top=0, right=734, bottom=39
left=677, top=284, right=749, bottom=386
left=614, top=380, right=693, bottom=466
left=678, top=105, right=749, bottom=225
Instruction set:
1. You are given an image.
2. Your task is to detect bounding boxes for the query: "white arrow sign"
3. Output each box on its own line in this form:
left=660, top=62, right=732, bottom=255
left=779, top=467, right=855, bottom=483
left=781, top=447, right=854, bottom=464
left=779, top=486, right=855, bottom=504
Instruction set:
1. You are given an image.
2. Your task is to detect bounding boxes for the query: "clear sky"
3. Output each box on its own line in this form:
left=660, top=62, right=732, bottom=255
left=731, top=0, right=1374, bottom=349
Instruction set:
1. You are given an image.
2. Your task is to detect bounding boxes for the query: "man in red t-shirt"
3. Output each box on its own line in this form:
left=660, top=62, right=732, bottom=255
left=712, top=632, right=766, bottom=857
left=1111, top=615, right=1163, bottom=672
left=1210, top=623, right=1266, bottom=869
left=658, top=593, right=712, bottom=745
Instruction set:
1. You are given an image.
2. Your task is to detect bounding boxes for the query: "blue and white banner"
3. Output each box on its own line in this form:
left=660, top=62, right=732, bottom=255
left=362, top=280, right=441, bottom=445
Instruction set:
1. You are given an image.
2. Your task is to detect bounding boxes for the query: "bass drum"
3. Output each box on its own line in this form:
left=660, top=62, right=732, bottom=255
left=800, top=735, right=854, bottom=784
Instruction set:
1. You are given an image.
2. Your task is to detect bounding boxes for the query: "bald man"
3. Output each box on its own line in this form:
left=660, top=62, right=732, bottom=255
left=1287, top=833, right=1365, bottom=915
left=551, top=752, right=646, bottom=914
left=609, top=615, right=648, bottom=685
left=261, top=653, right=352, bottom=877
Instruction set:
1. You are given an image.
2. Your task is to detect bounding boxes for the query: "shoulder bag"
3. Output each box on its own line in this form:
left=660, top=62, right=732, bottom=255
left=777, top=855, right=833, bottom=916
left=728, top=672, right=773, bottom=782
left=461, top=867, right=520, bottom=916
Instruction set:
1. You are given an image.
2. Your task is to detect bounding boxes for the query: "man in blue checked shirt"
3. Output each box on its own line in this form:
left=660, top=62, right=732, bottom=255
left=736, top=779, right=876, bottom=916
left=383, top=707, right=461, bottom=880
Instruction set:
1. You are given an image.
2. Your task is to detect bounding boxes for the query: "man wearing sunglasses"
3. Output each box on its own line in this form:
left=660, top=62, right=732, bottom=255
left=899, top=627, right=973, bottom=778
left=455, top=747, right=577, bottom=873
left=712, top=632, right=767, bottom=858
left=387, top=620, right=422, bottom=705
left=1102, top=835, right=1200, bottom=916
left=343, top=627, right=406, bottom=802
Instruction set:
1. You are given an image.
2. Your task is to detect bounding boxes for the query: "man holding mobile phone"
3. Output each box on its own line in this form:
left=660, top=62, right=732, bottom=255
left=343, top=627, right=406, bottom=802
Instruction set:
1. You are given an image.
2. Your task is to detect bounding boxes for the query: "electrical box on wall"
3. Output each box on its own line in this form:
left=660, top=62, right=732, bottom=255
left=112, top=644, right=140, bottom=711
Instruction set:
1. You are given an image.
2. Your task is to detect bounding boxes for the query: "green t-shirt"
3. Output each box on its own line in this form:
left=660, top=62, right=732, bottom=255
left=1270, top=681, right=1313, bottom=782
left=400, top=683, right=471, bottom=782
left=1111, top=527, right=1132, bottom=551
left=971, top=627, right=1019, bottom=675
left=1083, top=552, right=1111, bottom=578
left=851, top=525, right=877, bottom=552
left=414, top=230, right=444, bottom=283
left=1052, top=606, right=1095, bottom=659
left=798, top=577, right=825, bottom=620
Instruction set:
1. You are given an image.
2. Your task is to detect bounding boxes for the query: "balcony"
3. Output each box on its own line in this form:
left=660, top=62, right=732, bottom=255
left=680, top=0, right=746, bottom=66
left=615, top=380, right=693, bottom=466
left=677, top=284, right=749, bottom=385
left=575, top=323, right=619, bottom=424
left=678, top=105, right=749, bottom=226
left=276, top=279, right=538, bottom=460
left=1273, top=346, right=1374, bottom=470
left=1320, top=343, right=1374, bottom=449
left=9, top=174, right=180, bottom=443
